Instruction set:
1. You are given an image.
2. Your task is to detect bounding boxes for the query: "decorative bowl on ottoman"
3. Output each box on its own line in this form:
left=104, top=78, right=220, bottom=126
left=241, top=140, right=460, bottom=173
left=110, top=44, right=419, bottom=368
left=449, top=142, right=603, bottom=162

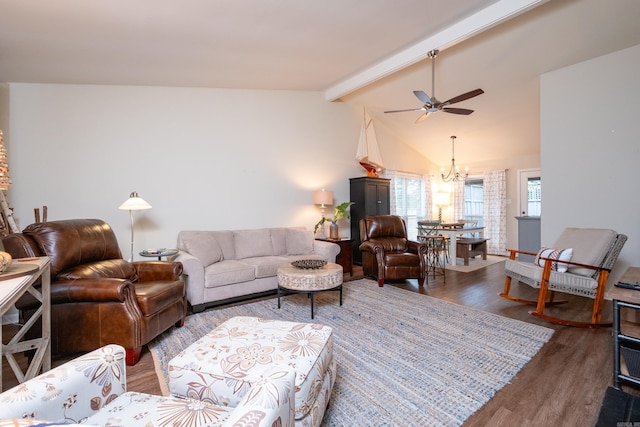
left=291, top=259, right=327, bottom=269
left=168, top=316, right=336, bottom=427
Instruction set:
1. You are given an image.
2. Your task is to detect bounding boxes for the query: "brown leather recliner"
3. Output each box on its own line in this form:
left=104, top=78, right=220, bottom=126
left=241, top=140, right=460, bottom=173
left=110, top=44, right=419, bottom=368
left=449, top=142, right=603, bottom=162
left=359, top=215, right=427, bottom=287
left=2, top=219, right=187, bottom=365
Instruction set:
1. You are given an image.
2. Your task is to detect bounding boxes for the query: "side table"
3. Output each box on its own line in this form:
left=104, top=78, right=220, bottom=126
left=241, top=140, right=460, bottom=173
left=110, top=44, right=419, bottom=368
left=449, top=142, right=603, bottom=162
left=139, top=248, right=178, bottom=261
left=316, top=238, right=352, bottom=276
left=0, top=256, right=51, bottom=391
left=607, top=266, right=640, bottom=390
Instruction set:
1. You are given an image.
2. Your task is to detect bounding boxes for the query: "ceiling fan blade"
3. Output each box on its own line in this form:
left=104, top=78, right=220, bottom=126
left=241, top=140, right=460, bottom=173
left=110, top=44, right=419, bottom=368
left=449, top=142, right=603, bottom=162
left=384, top=107, right=425, bottom=114
left=442, top=107, right=474, bottom=115
left=413, top=90, right=432, bottom=105
left=443, top=88, right=484, bottom=105
left=415, top=112, right=430, bottom=123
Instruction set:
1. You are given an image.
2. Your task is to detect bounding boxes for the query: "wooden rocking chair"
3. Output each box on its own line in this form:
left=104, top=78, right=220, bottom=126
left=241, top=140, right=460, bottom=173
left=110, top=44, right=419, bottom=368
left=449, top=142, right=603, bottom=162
left=500, top=227, right=627, bottom=328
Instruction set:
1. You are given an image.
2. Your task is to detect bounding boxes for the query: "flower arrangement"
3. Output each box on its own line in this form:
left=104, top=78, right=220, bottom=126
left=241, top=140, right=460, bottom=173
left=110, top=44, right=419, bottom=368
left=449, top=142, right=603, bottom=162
left=314, top=201, right=354, bottom=234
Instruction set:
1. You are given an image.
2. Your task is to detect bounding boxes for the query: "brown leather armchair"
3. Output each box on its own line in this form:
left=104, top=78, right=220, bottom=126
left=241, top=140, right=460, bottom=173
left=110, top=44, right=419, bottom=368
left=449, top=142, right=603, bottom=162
left=359, top=215, right=427, bottom=287
left=2, top=219, right=187, bottom=365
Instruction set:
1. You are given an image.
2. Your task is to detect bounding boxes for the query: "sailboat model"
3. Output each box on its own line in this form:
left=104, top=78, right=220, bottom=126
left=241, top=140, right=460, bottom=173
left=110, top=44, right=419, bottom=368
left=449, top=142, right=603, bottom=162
left=356, top=110, right=384, bottom=177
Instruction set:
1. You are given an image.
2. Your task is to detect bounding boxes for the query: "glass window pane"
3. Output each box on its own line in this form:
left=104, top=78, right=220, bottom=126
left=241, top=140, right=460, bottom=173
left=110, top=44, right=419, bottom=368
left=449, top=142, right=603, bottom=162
left=464, top=179, right=483, bottom=227
left=527, top=178, right=541, bottom=216
left=391, top=175, right=425, bottom=241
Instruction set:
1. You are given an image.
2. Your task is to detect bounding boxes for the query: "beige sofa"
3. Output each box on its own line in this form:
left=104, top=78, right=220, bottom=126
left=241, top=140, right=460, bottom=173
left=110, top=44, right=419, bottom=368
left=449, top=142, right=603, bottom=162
left=174, top=227, right=340, bottom=312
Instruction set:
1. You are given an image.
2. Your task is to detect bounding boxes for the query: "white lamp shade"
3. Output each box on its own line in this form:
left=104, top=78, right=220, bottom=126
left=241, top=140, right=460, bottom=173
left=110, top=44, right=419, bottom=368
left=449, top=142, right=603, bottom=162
left=434, top=192, right=449, bottom=207
left=119, top=192, right=152, bottom=210
left=313, top=189, right=333, bottom=206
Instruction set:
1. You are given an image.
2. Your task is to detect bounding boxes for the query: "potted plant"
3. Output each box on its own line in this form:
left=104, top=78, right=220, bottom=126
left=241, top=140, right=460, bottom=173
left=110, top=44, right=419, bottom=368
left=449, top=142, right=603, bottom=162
left=315, top=201, right=354, bottom=239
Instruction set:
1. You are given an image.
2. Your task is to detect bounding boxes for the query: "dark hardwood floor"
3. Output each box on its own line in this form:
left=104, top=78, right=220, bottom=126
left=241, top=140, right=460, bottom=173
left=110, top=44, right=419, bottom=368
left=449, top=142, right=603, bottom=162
left=3, top=260, right=634, bottom=426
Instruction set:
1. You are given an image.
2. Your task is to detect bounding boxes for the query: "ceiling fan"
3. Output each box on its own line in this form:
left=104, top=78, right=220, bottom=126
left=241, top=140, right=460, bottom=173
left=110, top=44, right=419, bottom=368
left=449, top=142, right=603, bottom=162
left=384, top=49, right=484, bottom=123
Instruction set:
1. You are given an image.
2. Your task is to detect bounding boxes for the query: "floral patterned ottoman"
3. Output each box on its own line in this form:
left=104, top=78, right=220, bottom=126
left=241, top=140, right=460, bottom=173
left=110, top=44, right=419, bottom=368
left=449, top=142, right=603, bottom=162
left=168, top=316, right=336, bottom=427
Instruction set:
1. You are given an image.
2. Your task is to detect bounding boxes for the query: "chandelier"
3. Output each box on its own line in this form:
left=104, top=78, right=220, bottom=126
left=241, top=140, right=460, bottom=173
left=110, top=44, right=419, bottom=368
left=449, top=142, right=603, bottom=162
left=441, top=135, right=468, bottom=182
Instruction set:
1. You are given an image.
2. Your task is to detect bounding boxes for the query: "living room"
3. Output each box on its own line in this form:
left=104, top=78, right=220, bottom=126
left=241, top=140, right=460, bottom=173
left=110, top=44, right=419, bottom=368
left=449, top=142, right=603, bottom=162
left=1, top=0, right=640, bottom=425
left=0, top=0, right=639, bottom=275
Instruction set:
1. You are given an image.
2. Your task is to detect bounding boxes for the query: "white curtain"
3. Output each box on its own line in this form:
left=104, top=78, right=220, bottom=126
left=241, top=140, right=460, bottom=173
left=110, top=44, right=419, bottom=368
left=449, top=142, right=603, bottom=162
left=423, top=174, right=432, bottom=219
left=451, top=179, right=465, bottom=224
left=483, top=170, right=507, bottom=255
left=384, top=170, right=398, bottom=214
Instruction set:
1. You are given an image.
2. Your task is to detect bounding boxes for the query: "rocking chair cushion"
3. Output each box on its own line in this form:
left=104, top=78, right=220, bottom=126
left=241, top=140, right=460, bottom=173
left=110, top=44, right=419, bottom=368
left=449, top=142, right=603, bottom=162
left=553, top=228, right=617, bottom=277
left=535, top=247, right=573, bottom=272
left=505, top=259, right=600, bottom=293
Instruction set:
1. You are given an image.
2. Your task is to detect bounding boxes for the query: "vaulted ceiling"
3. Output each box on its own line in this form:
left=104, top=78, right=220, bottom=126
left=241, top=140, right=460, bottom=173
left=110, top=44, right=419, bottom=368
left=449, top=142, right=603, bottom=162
left=2, top=0, right=639, bottom=166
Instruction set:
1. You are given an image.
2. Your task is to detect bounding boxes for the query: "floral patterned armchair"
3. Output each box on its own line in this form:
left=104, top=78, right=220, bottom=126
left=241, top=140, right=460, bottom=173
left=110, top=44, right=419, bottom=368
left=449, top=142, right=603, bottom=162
left=0, top=344, right=296, bottom=427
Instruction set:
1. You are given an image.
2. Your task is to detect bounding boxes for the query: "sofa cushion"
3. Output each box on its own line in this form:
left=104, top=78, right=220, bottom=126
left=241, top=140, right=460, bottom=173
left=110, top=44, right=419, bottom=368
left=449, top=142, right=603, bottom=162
left=286, top=228, right=314, bottom=255
left=57, top=259, right=138, bottom=281
left=204, top=260, right=255, bottom=288
left=210, top=230, right=236, bottom=260
left=240, top=255, right=289, bottom=278
left=183, top=231, right=224, bottom=267
left=270, top=227, right=288, bottom=255
left=234, top=229, right=274, bottom=259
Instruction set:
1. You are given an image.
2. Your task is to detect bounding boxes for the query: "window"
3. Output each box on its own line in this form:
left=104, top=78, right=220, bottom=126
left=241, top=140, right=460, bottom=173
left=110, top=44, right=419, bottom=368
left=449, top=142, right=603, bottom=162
left=527, top=178, right=541, bottom=216
left=518, top=168, right=541, bottom=216
left=389, top=173, right=427, bottom=241
left=463, top=178, right=484, bottom=227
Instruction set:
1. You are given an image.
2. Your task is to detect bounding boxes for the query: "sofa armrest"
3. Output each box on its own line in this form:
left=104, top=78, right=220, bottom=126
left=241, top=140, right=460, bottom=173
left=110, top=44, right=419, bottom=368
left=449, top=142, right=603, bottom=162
left=16, top=278, right=134, bottom=310
left=221, top=366, right=296, bottom=427
left=173, top=250, right=204, bottom=276
left=172, top=250, right=206, bottom=306
left=313, top=240, right=340, bottom=262
left=359, top=240, right=382, bottom=253
left=0, top=345, right=127, bottom=423
left=406, top=240, right=424, bottom=254
left=133, top=261, right=183, bottom=281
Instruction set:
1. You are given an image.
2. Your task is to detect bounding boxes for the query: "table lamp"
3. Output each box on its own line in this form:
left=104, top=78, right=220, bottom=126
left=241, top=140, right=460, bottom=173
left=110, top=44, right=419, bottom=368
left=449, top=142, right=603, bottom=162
left=119, top=191, right=152, bottom=262
left=434, top=191, right=449, bottom=224
left=313, top=189, right=333, bottom=239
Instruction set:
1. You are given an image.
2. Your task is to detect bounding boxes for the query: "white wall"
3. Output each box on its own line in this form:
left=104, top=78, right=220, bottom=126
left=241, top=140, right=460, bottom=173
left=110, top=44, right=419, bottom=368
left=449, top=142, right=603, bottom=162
left=2, top=83, right=431, bottom=256
left=0, top=84, right=8, bottom=144
left=541, top=43, right=640, bottom=283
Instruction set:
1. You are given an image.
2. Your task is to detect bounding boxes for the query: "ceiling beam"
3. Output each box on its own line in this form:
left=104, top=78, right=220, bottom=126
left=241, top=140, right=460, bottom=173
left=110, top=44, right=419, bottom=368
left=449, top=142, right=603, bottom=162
left=324, top=0, right=549, bottom=101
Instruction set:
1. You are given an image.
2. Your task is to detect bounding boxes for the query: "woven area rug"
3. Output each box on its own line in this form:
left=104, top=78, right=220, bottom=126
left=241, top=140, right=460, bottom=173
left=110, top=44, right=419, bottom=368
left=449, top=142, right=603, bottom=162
left=149, top=279, right=553, bottom=426
left=446, top=255, right=506, bottom=273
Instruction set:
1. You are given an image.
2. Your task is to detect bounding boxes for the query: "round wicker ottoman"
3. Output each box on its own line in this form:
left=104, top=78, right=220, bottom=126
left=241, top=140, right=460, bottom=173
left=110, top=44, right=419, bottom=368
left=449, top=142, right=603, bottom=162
left=277, top=262, right=343, bottom=319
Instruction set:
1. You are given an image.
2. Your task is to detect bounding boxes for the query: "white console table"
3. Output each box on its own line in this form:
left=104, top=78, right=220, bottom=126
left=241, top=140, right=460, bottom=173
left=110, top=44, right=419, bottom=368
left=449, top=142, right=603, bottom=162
left=0, top=257, right=51, bottom=391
